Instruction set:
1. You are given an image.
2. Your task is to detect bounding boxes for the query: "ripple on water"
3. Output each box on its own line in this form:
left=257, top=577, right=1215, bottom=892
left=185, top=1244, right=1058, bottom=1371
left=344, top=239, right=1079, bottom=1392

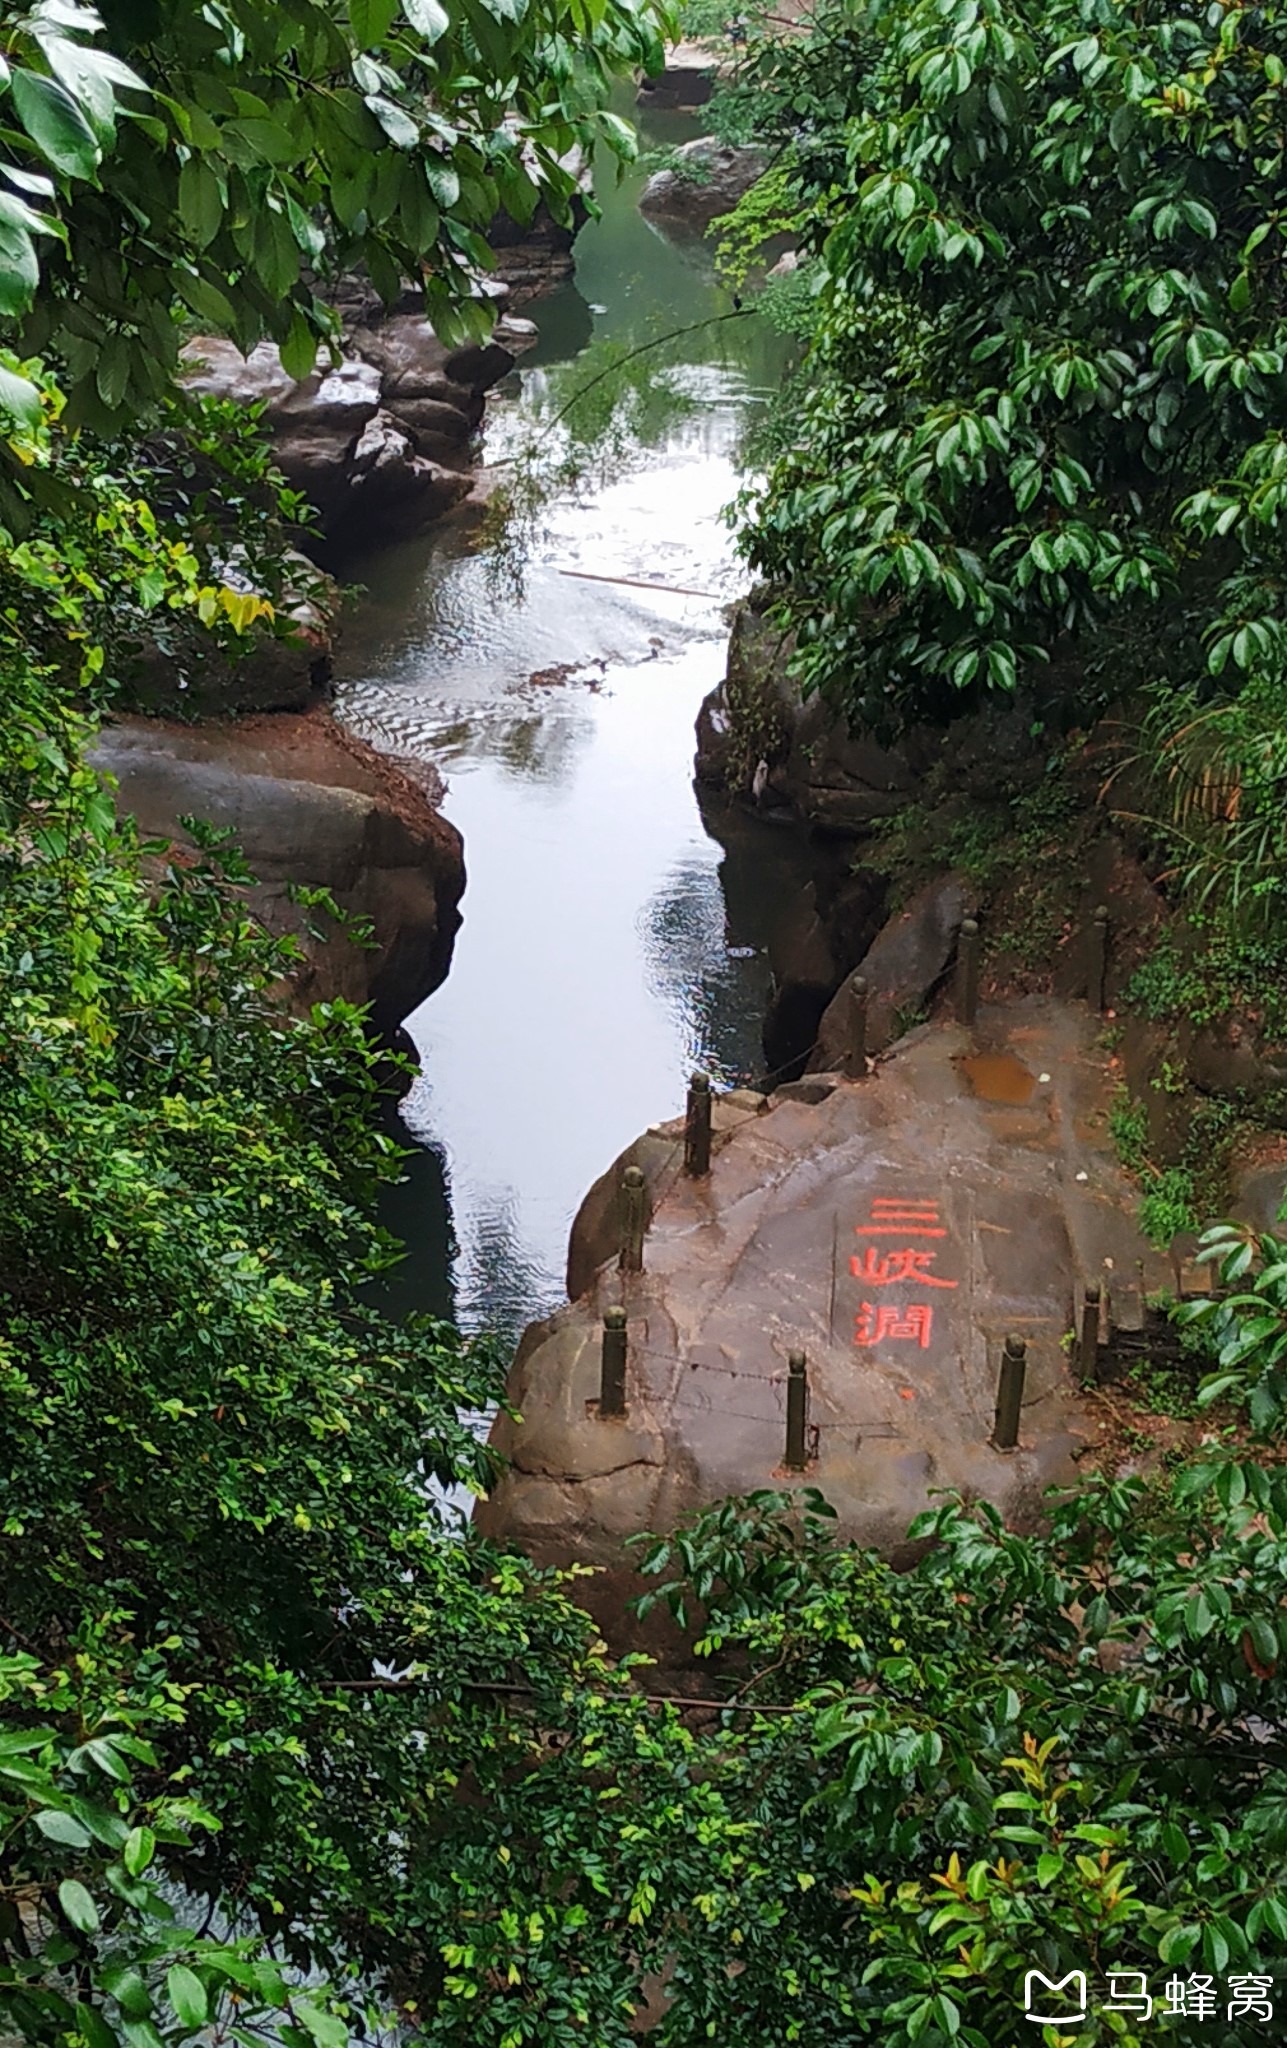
left=342, top=122, right=799, bottom=1334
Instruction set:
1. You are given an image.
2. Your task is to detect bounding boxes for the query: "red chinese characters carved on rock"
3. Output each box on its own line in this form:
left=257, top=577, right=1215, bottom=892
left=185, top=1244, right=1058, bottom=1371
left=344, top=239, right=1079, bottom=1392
left=852, top=1199, right=954, bottom=1351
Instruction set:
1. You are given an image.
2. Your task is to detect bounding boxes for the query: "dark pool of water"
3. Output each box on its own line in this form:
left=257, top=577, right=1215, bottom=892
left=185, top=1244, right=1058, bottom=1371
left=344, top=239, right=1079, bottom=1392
left=337, top=108, right=808, bottom=1342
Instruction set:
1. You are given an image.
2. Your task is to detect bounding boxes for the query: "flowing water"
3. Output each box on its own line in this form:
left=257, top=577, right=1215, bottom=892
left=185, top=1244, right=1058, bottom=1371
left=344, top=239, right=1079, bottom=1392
left=337, top=111, right=807, bottom=1340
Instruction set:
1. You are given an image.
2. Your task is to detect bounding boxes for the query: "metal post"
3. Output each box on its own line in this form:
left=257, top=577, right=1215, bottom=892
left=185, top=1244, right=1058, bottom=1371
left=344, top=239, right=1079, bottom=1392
left=1086, top=903, right=1109, bottom=1013
left=785, top=1350, right=808, bottom=1470
left=684, top=1071, right=712, bottom=1178
left=1079, top=1282, right=1100, bottom=1379
left=957, top=917, right=980, bottom=1026
left=619, top=1165, right=646, bottom=1274
left=992, top=1333, right=1026, bottom=1450
left=848, top=973, right=869, bottom=1071
left=600, top=1307, right=627, bottom=1417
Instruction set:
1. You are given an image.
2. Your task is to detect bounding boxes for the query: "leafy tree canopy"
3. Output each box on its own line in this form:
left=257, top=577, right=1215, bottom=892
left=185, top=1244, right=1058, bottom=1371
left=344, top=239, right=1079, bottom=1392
left=724, top=0, right=1287, bottom=733
left=0, top=0, right=666, bottom=446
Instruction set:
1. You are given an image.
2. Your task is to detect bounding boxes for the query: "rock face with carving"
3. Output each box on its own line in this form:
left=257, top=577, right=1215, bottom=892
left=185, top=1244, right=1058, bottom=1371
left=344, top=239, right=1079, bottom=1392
left=474, top=1000, right=1174, bottom=1641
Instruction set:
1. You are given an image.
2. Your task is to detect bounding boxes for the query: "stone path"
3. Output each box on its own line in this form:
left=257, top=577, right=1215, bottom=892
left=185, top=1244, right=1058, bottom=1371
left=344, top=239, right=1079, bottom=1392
left=477, top=999, right=1174, bottom=1574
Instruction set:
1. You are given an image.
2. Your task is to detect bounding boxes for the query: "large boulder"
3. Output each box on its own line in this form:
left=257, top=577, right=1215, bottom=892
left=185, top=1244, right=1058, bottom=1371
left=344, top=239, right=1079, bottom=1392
left=762, top=882, right=839, bottom=1079
left=90, top=709, right=464, bottom=1039
left=477, top=1000, right=1173, bottom=1649
left=636, top=40, right=721, bottom=108
left=639, top=138, right=767, bottom=232
left=810, top=874, right=975, bottom=1068
left=181, top=320, right=522, bottom=543
left=695, top=598, right=925, bottom=834
left=122, top=547, right=338, bottom=719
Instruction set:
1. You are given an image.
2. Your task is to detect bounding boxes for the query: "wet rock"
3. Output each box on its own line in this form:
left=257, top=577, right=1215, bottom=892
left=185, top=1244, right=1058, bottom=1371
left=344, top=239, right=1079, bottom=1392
left=693, top=686, right=735, bottom=786
left=822, top=868, right=890, bottom=972
left=181, top=322, right=517, bottom=543
left=695, top=598, right=924, bottom=833
left=786, top=693, right=918, bottom=834
left=1184, top=1020, right=1287, bottom=1102
left=811, top=874, right=974, bottom=1066
left=90, top=708, right=464, bottom=1039
left=566, top=1129, right=678, bottom=1303
left=1054, top=836, right=1170, bottom=1005
left=478, top=999, right=1164, bottom=1608
left=566, top=1091, right=773, bottom=1302
left=763, top=881, right=840, bottom=1078
left=770, top=1074, right=842, bottom=1106
left=639, top=138, right=767, bottom=232
left=1231, top=1144, right=1287, bottom=1230
left=346, top=410, right=471, bottom=527
left=636, top=41, right=720, bottom=108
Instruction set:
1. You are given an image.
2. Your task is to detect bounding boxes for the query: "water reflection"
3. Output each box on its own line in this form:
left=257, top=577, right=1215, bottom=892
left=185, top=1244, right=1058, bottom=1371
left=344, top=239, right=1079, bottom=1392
left=340, top=105, right=800, bottom=1335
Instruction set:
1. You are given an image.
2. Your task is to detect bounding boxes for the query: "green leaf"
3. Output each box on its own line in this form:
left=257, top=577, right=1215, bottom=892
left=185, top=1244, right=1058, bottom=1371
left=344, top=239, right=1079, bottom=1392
left=74, top=2002, right=119, bottom=2048
left=224, top=117, right=296, bottom=165
left=403, top=0, right=450, bottom=40
left=120, top=2022, right=166, bottom=2048
left=1158, top=1923, right=1200, bottom=1965
left=95, top=334, right=131, bottom=410
left=596, top=110, right=637, bottom=160
left=166, top=1964, right=208, bottom=2029
left=171, top=267, right=237, bottom=327
left=279, top=309, right=318, bottom=382
left=0, top=362, right=42, bottom=426
left=36, top=1808, right=93, bottom=1848
left=0, top=218, right=39, bottom=314
left=425, top=156, right=459, bottom=208
left=58, top=1878, right=99, bottom=1933
left=178, top=157, right=223, bottom=248
left=122, top=1824, right=155, bottom=1875
left=365, top=95, right=418, bottom=148
left=351, top=0, right=399, bottom=42
left=1245, top=1614, right=1278, bottom=1670
left=11, top=69, right=101, bottom=180
left=293, top=2001, right=346, bottom=2048
left=284, top=193, right=325, bottom=261
left=101, top=1965, right=152, bottom=2018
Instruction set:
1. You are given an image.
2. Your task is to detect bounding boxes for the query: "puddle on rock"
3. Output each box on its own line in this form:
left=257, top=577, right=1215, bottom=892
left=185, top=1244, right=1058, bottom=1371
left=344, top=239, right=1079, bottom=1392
left=956, top=1052, right=1037, bottom=1104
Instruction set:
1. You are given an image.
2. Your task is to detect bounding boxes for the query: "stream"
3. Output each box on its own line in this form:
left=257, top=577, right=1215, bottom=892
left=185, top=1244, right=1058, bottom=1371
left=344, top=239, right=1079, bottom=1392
left=336, top=109, right=809, bottom=1342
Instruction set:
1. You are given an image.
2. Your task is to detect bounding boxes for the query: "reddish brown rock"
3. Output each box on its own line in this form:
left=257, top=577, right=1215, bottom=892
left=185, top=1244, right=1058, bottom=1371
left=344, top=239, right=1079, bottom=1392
left=91, top=707, right=464, bottom=1038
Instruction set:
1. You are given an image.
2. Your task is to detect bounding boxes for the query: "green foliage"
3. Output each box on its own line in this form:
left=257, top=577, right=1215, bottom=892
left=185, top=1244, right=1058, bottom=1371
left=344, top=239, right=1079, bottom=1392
left=714, top=164, right=803, bottom=286
left=722, top=0, right=1287, bottom=733
left=0, top=0, right=669, bottom=468
left=631, top=1484, right=841, bottom=1632
left=8, top=409, right=1287, bottom=2038
left=0, top=1657, right=358, bottom=2048
left=1125, top=922, right=1287, bottom=1038
left=1109, top=1084, right=1246, bottom=1247
left=1109, top=674, right=1287, bottom=948
left=1139, top=1165, right=1201, bottom=1247
left=1183, top=1219, right=1287, bottom=1430
left=9, top=9, right=1287, bottom=2030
